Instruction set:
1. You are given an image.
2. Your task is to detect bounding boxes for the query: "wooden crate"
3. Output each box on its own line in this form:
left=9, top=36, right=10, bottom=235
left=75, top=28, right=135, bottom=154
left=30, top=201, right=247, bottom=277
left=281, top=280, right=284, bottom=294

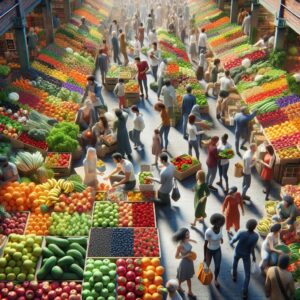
left=173, top=163, right=202, bottom=181
left=126, top=92, right=140, bottom=106
left=44, top=152, right=72, bottom=177
left=138, top=165, right=154, bottom=191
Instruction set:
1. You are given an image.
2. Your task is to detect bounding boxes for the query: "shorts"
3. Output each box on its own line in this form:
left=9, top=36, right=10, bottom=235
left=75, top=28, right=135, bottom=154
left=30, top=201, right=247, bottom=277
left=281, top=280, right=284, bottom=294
left=119, top=96, right=126, bottom=107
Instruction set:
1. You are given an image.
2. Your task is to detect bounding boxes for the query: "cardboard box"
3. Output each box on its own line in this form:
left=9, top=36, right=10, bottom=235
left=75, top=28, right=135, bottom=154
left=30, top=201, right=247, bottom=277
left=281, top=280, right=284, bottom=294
left=138, top=165, right=154, bottom=191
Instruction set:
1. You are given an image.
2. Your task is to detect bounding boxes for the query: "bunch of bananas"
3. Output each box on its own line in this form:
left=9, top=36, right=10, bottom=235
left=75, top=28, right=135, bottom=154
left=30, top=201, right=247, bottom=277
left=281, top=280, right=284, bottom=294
left=265, top=201, right=277, bottom=216
left=257, top=217, right=272, bottom=236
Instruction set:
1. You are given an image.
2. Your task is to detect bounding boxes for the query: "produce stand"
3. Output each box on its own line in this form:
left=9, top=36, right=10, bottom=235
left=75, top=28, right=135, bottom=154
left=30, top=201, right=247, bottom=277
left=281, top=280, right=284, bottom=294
left=44, top=152, right=72, bottom=177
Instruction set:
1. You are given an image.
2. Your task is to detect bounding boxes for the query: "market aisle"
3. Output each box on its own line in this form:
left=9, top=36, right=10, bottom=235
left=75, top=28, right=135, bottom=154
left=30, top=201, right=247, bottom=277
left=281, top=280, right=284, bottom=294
left=97, top=65, right=275, bottom=299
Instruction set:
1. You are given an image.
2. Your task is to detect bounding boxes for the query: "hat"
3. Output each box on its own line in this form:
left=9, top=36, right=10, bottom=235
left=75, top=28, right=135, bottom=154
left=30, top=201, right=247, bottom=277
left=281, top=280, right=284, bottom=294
left=228, top=187, right=238, bottom=194
left=166, top=279, right=179, bottom=292
left=283, top=194, right=294, bottom=205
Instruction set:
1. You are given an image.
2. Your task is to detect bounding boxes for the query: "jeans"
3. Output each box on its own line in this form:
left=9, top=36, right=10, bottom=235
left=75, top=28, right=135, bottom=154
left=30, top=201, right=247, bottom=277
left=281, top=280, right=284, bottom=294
left=100, top=70, right=106, bottom=84
left=182, top=113, right=189, bottom=137
left=207, top=166, right=217, bottom=186
left=242, top=174, right=251, bottom=197
left=157, top=76, right=164, bottom=98
left=206, top=248, right=221, bottom=280
left=129, top=129, right=142, bottom=147
left=188, top=140, right=199, bottom=160
left=123, top=180, right=136, bottom=191
left=156, top=191, right=171, bottom=206
left=160, top=125, right=170, bottom=149
left=260, top=250, right=278, bottom=268
left=151, top=65, right=158, bottom=82
left=235, top=131, right=248, bottom=153
left=138, top=78, right=148, bottom=97
left=218, top=162, right=229, bottom=188
left=113, top=50, right=121, bottom=65
left=232, top=253, right=251, bottom=294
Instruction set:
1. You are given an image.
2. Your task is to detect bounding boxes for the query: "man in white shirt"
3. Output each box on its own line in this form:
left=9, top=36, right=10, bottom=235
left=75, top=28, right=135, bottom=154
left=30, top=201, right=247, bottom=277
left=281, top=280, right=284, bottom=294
left=219, top=70, right=236, bottom=93
left=129, top=105, right=145, bottom=151
left=148, top=42, right=161, bottom=82
left=242, top=12, right=251, bottom=36
left=242, top=143, right=257, bottom=200
left=157, top=59, right=168, bottom=100
left=198, top=28, right=208, bottom=54
left=161, top=79, right=177, bottom=116
left=107, top=153, right=136, bottom=191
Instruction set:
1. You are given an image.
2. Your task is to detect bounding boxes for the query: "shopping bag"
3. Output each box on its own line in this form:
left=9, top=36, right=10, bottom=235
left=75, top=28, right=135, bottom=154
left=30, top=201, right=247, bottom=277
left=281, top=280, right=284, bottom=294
left=234, top=163, right=243, bottom=178
left=197, top=262, right=213, bottom=285
left=171, top=179, right=180, bottom=201
left=251, top=261, right=261, bottom=277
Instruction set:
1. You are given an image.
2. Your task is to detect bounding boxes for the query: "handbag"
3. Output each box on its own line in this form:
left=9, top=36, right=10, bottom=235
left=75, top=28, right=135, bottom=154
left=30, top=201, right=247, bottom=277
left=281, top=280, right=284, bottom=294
left=275, top=268, right=290, bottom=300
left=250, top=261, right=260, bottom=277
left=171, top=179, right=180, bottom=201
left=197, top=262, right=213, bottom=285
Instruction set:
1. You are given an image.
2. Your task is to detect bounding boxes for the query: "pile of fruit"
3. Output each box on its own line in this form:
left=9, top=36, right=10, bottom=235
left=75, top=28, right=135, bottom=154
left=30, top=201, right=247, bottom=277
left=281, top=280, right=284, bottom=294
left=139, top=171, right=153, bottom=184
left=127, top=191, right=155, bottom=202
left=125, top=80, right=139, bottom=93
left=0, top=234, right=42, bottom=281
left=49, top=212, right=92, bottom=236
left=25, top=212, right=51, bottom=235
left=0, top=212, right=29, bottom=236
left=45, top=152, right=72, bottom=168
left=37, top=236, right=86, bottom=280
left=88, top=228, right=160, bottom=257
left=257, top=217, right=272, bottom=236
left=264, top=201, right=277, bottom=216
left=17, top=132, right=48, bottom=151
left=171, top=154, right=199, bottom=172
left=0, top=281, right=82, bottom=299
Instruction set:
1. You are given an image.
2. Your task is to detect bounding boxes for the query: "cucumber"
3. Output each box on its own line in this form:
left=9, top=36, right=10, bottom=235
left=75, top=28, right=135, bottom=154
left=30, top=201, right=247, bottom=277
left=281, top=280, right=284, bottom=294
left=66, top=249, right=83, bottom=260
left=46, top=237, right=69, bottom=249
left=69, top=243, right=86, bottom=257
left=51, top=265, right=63, bottom=280
left=67, top=237, right=87, bottom=247
left=47, top=244, right=65, bottom=257
left=77, top=256, right=85, bottom=268
left=57, top=256, right=75, bottom=268
left=69, top=263, right=84, bottom=278
left=42, top=247, right=54, bottom=258
left=61, top=272, right=81, bottom=280
left=37, top=256, right=57, bottom=280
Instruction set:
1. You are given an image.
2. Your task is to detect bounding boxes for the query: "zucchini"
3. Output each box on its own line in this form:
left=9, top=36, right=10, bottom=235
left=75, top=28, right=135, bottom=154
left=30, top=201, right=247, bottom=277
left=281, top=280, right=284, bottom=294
left=46, top=237, right=69, bottom=249
left=66, top=249, right=83, bottom=260
left=69, top=263, right=84, bottom=278
left=67, top=237, right=87, bottom=247
left=42, top=248, right=54, bottom=258
left=57, top=256, right=75, bottom=268
left=47, top=244, right=65, bottom=257
left=69, top=243, right=86, bottom=257
left=51, top=265, right=64, bottom=280
left=37, top=256, right=57, bottom=280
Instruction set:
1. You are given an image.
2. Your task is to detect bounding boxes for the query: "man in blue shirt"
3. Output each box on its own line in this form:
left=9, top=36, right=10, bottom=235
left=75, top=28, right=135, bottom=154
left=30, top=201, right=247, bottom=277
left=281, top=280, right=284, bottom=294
left=234, top=107, right=256, bottom=156
left=230, top=219, right=259, bottom=299
left=181, top=86, right=196, bottom=139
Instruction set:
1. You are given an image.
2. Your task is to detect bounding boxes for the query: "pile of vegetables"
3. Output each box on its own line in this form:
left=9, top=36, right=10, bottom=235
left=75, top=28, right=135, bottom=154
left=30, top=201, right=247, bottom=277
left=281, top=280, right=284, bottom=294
left=171, top=154, right=199, bottom=172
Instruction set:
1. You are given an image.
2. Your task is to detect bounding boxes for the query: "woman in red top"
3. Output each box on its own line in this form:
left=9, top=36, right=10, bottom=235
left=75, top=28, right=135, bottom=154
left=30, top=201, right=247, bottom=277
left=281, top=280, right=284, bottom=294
left=222, top=186, right=244, bottom=236
left=206, top=136, right=219, bottom=191
left=259, top=145, right=275, bottom=200
left=135, top=56, right=149, bottom=100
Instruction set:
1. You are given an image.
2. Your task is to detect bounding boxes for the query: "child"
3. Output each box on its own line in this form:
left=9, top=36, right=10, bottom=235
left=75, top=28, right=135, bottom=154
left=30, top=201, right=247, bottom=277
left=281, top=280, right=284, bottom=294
left=152, top=129, right=162, bottom=165
left=113, top=78, right=126, bottom=109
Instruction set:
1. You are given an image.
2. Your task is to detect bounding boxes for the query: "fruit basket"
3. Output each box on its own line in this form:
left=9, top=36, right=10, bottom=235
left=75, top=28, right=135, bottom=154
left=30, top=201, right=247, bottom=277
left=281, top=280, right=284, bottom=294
left=138, top=165, right=154, bottom=191
left=92, top=201, right=156, bottom=228
left=45, top=153, right=72, bottom=177
left=87, top=227, right=160, bottom=258
left=171, top=154, right=201, bottom=181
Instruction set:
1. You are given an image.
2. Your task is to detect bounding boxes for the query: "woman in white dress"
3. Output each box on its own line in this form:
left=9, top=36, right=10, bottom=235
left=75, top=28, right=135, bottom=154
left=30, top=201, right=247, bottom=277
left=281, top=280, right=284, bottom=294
left=83, top=147, right=99, bottom=188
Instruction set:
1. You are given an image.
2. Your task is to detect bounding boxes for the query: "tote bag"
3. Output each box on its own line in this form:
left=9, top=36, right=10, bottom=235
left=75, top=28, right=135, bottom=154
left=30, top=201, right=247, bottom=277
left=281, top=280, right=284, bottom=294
left=171, top=179, right=180, bottom=201
left=197, top=262, right=213, bottom=285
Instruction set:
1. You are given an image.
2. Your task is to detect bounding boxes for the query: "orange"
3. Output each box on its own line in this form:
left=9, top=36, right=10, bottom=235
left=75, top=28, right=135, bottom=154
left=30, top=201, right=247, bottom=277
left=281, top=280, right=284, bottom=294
left=151, top=258, right=160, bottom=267
left=148, top=285, right=157, bottom=294
left=143, top=293, right=152, bottom=300
left=151, top=293, right=162, bottom=300
left=142, top=257, right=151, bottom=267
left=146, top=266, right=155, bottom=272
left=155, top=266, right=165, bottom=276
left=154, top=276, right=163, bottom=285
left=146, top=270, right=155, bottom=281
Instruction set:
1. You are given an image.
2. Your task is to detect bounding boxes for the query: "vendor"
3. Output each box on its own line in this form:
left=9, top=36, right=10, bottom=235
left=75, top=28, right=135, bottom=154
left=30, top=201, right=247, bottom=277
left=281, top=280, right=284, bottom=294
left=79, top=17, right=89, bottom=32
left=273, top=195, right=299, bottom=228
left=205, top=58, right=222, bottom=98
left=0, top=157, right=20, bottom=186
left=75, top=99, right=98, bottom=131
left=92, top=116, right=113, bottom=149
left=82, top=75, right=105, bottom=109
left=254, top=35, right=269, bottom=49
left=106, top=152, right=136, bottom=191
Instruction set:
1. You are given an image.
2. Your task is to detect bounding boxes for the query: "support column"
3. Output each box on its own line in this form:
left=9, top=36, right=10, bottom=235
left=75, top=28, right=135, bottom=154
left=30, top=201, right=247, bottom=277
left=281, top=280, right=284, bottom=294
left=42, top=0, right=54, bottom=45
left=249, top=0, right=260, bottom=44
left=217, top=0, right=225, bottom=10
left=64, top=0, right=71, bottom=22
left=274, top=0, right=286, bottom=51
left=230, top=0, right=239, bottom=23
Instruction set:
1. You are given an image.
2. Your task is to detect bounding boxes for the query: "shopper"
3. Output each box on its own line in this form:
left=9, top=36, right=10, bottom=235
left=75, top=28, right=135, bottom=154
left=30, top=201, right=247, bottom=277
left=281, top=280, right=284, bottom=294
left=181, top=86, right=196, bottom=139
left=196, top=49, right=208, bottom=81
left=187, top=115, right=202, bottom=160
left=109, top=20, right=119, bottom=36
left=198, top=28, right=208, bottom=54
left=148, top=152, right=175, bottom=205
left=273, top=195, right=299, bottom=229
left=189, top=29, right=198, bottom=62
left=241, top=143, right=257, bottom=201
left=205, top=58, right=222, bottom=98
left=222, top=187, right=244, bottom=236
left=157, top=59, right=168, bottom=100
left=133, top=35, right=141, bottom=57
left=111, top=31, right=122, bottom=65
left=137, top=23, right=145, bottom=47
left=152, top=129, right=162, bottom=165
left=234, top=107, right=257, bottom=155
left=259, top=145, right=276, bottom=200
left=114, top=109, right=132, bottom=159
left=219, top=70, right=236, bottom=94
left=148, top=42, right=161, bottom=82
left=83, top=75, right=105, bottom=108
left=230, top=219, right=259, bottom=299
left=0, top=157, right=19, bottom=185
left=27, top=27, right=39, bottom=59
left=75, top=99, right=97, bottom=131
left=265, top=254, right=295, bottom=300
left=119, top=29, right=129, bottom=66
left=204, top=213, right=225, bottom=289
left=237, top=8, right=247, bottom=25
left=154, top=102, right=171, bottom=151
left=146, top=14, right=153, bottom=36
left=242, top=12, right=251, bottom=36
left=113, top=78, right=126, bottom=109
left=96, top=49, right=109, bottom=85
left=148, top=29, right=158, bottom=45
left=216, top=133, right=232, bottom=192
left=173, top=228, right=196, bottom=297
left=79, top=17, right=89, bottom=32
left=92, top=116, right=112, bottom=152
left=191, top=170, right=210, bottom=226
left=129, top=105, right=145, bottom=151
left=260, top=223, right=283, bottom=271
left=166, top=279, right=183, bottom=300
left=106, top=152, right=136, bottom=190
left=161, top=79, right=177, bottom=118
left=135, top=57, right=149, bottom=99
left=101, top=39, right=110, bottom=58
left=206, top=136, right=219, bottom=192
left=83, top=147, right=98, bottom=187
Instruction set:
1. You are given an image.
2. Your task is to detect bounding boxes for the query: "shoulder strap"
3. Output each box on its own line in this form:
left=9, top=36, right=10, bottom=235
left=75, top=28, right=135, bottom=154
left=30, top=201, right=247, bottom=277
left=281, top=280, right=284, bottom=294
left=274, top=268, right=290, bottom=300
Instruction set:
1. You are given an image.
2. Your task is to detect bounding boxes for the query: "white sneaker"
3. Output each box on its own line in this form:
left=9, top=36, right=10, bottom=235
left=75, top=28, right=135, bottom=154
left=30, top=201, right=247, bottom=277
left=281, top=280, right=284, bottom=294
left=137, top=146, right=143, bottom=151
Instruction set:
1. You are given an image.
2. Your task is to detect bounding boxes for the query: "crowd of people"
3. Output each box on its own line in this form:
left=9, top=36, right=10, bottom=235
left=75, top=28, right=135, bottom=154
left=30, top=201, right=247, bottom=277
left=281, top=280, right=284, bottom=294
left=9, top=1, right=294, bottom=300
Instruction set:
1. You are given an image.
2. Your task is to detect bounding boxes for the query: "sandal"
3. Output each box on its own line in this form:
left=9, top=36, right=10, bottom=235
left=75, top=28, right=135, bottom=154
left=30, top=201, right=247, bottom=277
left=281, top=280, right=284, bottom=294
left=188, top=293, right=196, bottom=299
